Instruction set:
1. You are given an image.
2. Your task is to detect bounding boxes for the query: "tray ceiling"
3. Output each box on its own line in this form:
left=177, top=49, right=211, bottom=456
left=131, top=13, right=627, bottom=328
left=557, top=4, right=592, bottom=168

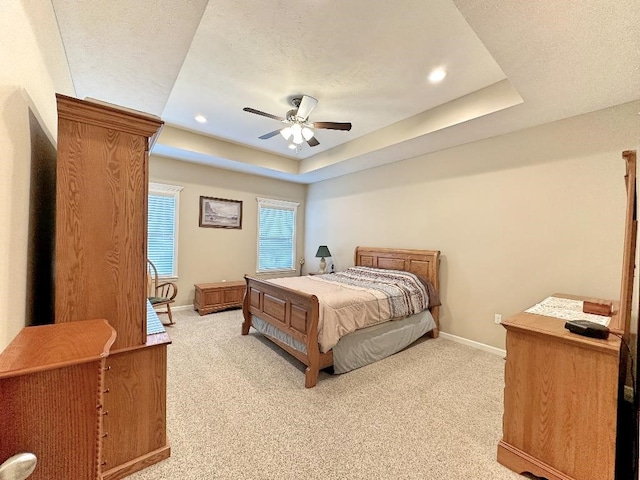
left=52, top=0, right=640, bottom=183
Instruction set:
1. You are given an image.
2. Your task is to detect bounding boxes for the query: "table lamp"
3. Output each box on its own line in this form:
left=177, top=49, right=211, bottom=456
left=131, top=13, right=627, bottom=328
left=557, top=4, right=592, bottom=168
left=315, top=245, right=332, bottom=274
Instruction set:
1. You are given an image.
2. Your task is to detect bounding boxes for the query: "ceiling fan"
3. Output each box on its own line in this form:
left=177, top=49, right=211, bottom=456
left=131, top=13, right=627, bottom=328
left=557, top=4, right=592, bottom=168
left=243, top=95, right=352, bottom=150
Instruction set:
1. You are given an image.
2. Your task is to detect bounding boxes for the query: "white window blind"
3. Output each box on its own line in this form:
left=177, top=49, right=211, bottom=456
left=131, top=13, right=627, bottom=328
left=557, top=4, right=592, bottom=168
left=148, top=183, right=183, bottom=277
left=257, top=197, right=299, bottom=273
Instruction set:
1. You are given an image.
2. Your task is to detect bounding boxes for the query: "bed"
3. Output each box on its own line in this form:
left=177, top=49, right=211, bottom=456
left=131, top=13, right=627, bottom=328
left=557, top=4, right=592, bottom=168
left=241, top=246, right=441, bottom=388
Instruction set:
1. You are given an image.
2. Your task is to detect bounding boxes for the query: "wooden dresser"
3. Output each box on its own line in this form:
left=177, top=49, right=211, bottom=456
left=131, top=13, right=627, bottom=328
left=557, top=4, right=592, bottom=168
left=0, top=320, right=116, bottom=480
left=194, top=281, right=245, bottom=315
left=498, top=294, right=621, bottom=480
left=54, top=94, right=170, bottom=479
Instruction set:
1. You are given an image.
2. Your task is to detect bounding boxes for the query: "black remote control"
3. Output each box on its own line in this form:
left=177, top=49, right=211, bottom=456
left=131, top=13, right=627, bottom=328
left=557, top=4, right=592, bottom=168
left=564, top=320, right=610, bottom=339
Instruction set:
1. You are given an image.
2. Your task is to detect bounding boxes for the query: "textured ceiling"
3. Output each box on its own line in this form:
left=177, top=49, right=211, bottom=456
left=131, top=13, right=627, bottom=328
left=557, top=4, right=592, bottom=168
left=52, top=0, right=640, bottom=183
left=52, top=0, right=209, bottom=115
left=162, top=0, right=507, bottom=158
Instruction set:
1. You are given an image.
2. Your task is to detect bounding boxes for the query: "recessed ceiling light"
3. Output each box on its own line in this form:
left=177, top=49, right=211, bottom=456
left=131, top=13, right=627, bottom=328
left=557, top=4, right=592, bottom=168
left=194, top=114, right=207, bottom=123
left=288, top=144, right=297, bottom=150
left=428, top=68, right=447, bottom=83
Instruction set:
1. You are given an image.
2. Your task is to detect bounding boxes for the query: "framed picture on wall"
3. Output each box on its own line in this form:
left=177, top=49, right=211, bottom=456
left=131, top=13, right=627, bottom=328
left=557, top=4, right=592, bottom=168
left=199, top=196, right=243, bottom=229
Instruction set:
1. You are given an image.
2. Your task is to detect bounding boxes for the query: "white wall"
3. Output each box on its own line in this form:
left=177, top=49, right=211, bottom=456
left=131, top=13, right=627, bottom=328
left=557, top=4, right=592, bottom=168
left=0, top=0, right=74, bottom=350
left=149, top=156, right=307, bottom=307
left=305, top=101, right=640, bottom=350
left=1, top=0, right=638, bottom=355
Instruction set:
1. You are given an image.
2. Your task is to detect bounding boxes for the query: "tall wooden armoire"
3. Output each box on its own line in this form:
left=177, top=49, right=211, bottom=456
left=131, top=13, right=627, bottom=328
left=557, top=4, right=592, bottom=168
left=54, top=94, right=171, bottom=479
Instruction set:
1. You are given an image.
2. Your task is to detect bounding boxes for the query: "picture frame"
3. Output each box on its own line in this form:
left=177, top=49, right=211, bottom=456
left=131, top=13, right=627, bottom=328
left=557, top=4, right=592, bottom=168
left=199, top=196, right=243, bottom=229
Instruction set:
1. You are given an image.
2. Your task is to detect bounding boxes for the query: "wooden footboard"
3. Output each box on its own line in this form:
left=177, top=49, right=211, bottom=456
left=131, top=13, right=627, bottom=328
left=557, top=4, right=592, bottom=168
left=242, top=276, right=333, bottom=388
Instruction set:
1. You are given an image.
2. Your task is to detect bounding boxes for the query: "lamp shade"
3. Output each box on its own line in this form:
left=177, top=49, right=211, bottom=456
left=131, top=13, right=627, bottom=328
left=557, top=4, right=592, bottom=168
left=315, top=245, right=331, bottom=258
left=280, top=126, right=292, bottom=140
left=302, top=127, right=314, bottom=141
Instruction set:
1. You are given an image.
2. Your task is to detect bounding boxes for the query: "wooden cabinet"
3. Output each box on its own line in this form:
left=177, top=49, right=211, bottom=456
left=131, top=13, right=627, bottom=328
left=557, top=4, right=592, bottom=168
left=194, top=281, right=245, bottom=315
left=0, top=320, right=116, bottom=480
left=498, top=294, right=621, bottom=480
left=54, top=94, right=170, bottom=479
left=55, top=94, right=161, bottom=351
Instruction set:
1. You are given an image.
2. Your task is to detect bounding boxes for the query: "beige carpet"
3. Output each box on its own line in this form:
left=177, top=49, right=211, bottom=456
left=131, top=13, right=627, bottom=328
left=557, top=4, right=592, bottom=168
left=129, top=308, right=523, bottom=480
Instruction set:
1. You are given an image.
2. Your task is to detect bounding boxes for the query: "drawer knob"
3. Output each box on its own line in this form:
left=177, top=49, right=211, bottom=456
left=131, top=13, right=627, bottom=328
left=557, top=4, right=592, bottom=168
left=0, top=453, right=37, bottom=480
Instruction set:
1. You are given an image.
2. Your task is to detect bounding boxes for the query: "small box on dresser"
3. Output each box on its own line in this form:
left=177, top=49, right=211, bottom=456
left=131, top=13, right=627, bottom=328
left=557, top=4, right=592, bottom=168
left=194, top=281, right=246, bottom=315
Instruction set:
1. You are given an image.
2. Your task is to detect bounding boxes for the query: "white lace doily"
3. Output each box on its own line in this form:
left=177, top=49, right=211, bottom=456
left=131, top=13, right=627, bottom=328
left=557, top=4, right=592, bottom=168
left=525, top=296, right=611, bottom=326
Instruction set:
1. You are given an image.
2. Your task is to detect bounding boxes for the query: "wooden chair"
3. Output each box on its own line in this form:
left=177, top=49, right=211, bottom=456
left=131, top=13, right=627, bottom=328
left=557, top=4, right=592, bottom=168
left=147, top=259, right=178, bottom=325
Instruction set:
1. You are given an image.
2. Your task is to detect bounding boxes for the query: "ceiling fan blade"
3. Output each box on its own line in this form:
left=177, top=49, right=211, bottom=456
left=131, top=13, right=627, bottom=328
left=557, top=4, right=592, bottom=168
left=312, top=121, right=352, bottom=131
left=243, top=107, right=285, bottom=122
left=306, top=137, right=320, bottom=147
left=296, top=95, right=318, bottom=121
left=259, top=129, right=282, bottom=140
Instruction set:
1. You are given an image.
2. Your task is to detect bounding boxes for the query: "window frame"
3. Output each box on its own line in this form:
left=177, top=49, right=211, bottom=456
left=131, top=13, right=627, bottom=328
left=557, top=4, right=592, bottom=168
left=148, top=182, right=183, bottom=279
left=256, top=196, right=300, bottom=274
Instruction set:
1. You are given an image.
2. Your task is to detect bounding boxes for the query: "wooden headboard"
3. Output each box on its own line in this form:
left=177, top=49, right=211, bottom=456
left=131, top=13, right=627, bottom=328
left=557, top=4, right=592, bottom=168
left=354, top=246, right=440, bottom=291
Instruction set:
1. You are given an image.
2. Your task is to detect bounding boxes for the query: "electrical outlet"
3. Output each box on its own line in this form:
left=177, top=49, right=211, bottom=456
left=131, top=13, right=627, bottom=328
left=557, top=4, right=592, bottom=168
left=494, top=314, right=502, bottom=324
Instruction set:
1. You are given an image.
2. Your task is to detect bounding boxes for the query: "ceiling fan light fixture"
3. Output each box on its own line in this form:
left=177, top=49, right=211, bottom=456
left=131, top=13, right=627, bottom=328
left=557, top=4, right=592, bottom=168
left=291, top=123, right=304, bottom=144
left=302, top=127, right=314, bottom=141
left=280, top=127, right=292, bottom=140
left=245, top=95, right=349, bottom=149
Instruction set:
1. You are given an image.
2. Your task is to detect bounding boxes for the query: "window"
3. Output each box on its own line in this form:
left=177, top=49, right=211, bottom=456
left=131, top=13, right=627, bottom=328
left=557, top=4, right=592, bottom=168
left=148, top=182, right=183, bottom=277
left=257, top=197, right=300, bottom=273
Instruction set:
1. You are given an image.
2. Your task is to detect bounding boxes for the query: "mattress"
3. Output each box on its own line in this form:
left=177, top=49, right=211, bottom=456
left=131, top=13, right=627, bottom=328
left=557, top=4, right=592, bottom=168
left=251, top=309, right=436, bottom=374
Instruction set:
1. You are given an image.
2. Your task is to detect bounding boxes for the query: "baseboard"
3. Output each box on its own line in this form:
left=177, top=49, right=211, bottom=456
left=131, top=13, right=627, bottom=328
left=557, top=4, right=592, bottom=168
left=439, top=332, right=506, bottom=357
left=172, top=304, right=244, bottom=314
left=169, top=304, right=507, bottom=358
left=101, top=445, right=170, bottom=480
left=172, top=304, right=194, bottom=312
